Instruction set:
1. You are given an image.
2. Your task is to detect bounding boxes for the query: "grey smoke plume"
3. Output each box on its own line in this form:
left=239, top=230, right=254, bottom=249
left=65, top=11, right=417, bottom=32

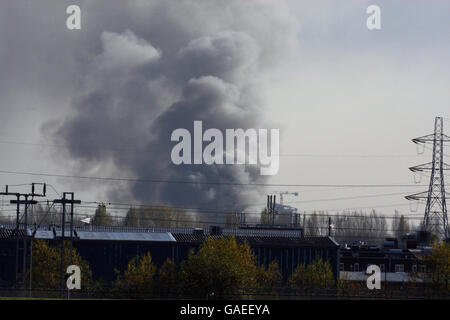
left=53, top=0, right=299, bottom=213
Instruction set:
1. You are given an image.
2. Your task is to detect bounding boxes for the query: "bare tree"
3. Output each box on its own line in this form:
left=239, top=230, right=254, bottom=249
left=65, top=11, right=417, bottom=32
left=392, top=210, right=411, bottom=239
left=306, top=210, right=389, bottom=245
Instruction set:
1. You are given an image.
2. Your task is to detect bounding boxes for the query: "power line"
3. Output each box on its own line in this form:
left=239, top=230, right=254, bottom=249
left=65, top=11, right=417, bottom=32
left=46, top=184, right=61, bottom=197
left=0, top=169, right=429, bottom=188
left=0, top=196, right=424, bottom=220
left=282, top=191, right=420, bottom=205
left=78, top=190, right=419, bottom=213
left=77, top=190, right=419, bottom=211
left=15, top=210, right=423, bottom=231
left=0, top=187, right=428, bottom=223
left=48, top=203, right=424, bottom=221
left=1, top=198, right=421, bottom=218
left=276, top=153, right=428, bottom=158
left=0, top=139, right=438, bottom=158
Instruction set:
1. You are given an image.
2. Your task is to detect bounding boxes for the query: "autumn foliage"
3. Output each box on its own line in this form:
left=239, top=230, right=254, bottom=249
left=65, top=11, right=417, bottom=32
left=30, top=240, right=93, bottom=290
left=114, top=251, right=157, bottom=298
left=287, top=257, right=334, bottom=291
left=179, top=236, right=259, bottom=298
left=423, top=242, right=450, bottom=289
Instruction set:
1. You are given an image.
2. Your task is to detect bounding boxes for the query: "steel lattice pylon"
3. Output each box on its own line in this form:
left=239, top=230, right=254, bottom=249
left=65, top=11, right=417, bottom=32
left=406, top=117, right=450, bottom=239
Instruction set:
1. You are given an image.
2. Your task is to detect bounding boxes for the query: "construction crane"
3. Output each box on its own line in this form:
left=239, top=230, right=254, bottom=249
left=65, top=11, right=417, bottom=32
left=273, top=191, right=299, bottom=205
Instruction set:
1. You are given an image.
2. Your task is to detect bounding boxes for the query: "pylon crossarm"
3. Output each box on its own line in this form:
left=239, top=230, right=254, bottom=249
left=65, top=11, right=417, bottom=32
left=405, top=191, right=429, bottom=200
left=410, top=163, right=433, bottom=172
left=412, top=133, right=450, bottom=143
left=410, top=162, right=450, bottom=172
left=405, top=190, right=449, bottom=200
left=413, top=134, right=436, bottom=144
left=407, top=191, right=450, bottom=200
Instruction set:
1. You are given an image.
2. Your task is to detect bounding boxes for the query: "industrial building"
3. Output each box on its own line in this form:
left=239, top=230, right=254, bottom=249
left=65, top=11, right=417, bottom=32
left=339, top=236, right=431, bottom=285
left=0, top=224, right=340, bottom=287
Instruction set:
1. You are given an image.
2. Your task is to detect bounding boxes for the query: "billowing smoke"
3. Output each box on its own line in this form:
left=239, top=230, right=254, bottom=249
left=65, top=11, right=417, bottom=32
left=53, top=0, right=298, bottom=214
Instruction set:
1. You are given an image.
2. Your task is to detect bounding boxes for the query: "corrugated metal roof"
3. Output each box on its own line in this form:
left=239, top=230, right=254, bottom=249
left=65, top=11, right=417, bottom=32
left=223, top=229, right=302, bottom=238
left=34, top=230, right=54, bottom=239
left=75, top=231, right=176, bottom=242
left=33, top=230, right=176, bottom=242
left=171, top=233, right=338, bottom=247
left=0, top=228, right=29, bottom=239
left=34, top=230, right=75, bottom=239
left=1, top=225, right=336, bottom=247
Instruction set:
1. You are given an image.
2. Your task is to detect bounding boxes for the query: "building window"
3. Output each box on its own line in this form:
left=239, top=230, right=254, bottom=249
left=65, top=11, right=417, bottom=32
left=380, top=264, right=385, bottom=272
left=420, top=265, right=426, bottom=273
left=339, top=263, right=344, bottom=271
left=395, top=264, right=404, bottom=273
left=354, top=263, right=359, bottom=272
left=412, top=264, right=417, bottom=273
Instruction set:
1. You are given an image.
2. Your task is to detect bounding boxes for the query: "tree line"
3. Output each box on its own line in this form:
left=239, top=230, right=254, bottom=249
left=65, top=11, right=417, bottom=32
left=29, top=236, right=335, bottom=299
left=297, top=210, right=413, bottom=244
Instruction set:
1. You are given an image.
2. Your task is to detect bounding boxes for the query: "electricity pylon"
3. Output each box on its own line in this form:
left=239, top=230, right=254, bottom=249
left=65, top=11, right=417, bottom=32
left=406, top=117, right=450, bottom=239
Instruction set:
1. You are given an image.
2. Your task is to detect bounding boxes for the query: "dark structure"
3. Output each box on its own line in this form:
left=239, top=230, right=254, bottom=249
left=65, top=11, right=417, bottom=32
left=0, top=227, right=26, bottom=287
left=0, top=224, right=340, bottom=286
left=170, top=228, right=340, bottom=281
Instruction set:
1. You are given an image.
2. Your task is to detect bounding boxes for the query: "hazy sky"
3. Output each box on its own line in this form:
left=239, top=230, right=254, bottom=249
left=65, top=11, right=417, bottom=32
left=0, top=0, right=449, bottom=221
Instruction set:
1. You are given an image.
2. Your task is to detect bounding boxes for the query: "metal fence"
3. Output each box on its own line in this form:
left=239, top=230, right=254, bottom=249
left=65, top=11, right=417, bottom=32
left=0, top=286, right=449, bottom=300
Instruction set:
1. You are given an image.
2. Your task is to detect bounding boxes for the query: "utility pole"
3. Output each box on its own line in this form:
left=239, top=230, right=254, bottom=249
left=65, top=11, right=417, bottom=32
left=303, top=214, right=306, bottom=237
left=328, top=217, right=332, bottom=237
left=272, top=195, right=276, bottom=224
left=406, top=117, right=450, bottom=239
left=54, top=192, right=81, bottom=299
left=10, top=195, right=35, bottom=291
left=0, top=183, right=46, bottom=290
